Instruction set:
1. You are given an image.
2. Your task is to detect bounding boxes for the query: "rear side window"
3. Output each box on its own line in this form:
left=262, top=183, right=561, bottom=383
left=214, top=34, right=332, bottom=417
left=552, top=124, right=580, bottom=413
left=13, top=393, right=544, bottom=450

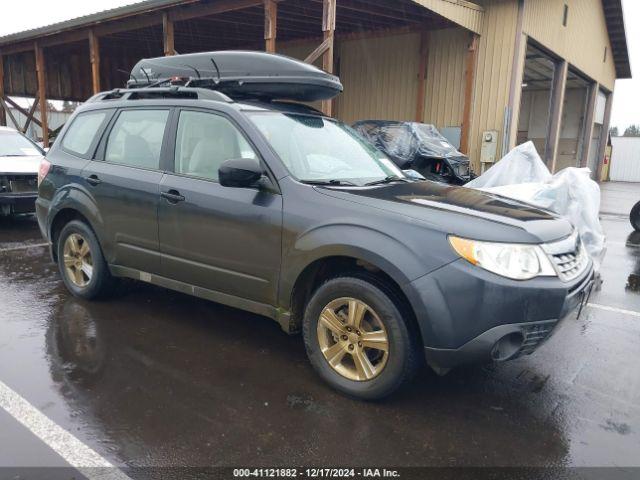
left=61, top=111, right=108, bottom=157
left=105, top=109, right=170, bottom=170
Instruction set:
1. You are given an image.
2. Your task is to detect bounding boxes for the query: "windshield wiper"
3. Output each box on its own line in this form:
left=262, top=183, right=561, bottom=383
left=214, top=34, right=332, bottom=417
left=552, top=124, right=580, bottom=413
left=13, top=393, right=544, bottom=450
left=301, top=179, right=358, bottom=186
left=1, top=154, right=26, bottom=157
left=364, top=175, right=409, bottom=186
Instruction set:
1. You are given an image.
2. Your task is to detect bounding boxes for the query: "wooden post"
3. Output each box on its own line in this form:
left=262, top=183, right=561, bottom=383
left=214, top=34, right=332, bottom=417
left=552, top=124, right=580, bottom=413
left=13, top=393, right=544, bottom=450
left=459, top=33, right=479, bottom=155
left=415, top=31, right=430, bottom=122
left=264, top=0, right=277, bottom=53
left=579, top=82, right=598, bottom=168
left=89, top=30, right=101, bottom=94
left=0, top=55, right=5, bottom=126
left=544, top=59, right=568, bottom=172
left=163, top=13, right=176, bottom=56
left=321, top=0, right=336, bottom=116
left=35, top=43, right=49, bottom=148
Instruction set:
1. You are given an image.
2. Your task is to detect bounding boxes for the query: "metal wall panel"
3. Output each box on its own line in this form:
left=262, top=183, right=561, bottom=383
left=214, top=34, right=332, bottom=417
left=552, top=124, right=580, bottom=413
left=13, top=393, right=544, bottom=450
left=423, top=28, right=468, bottom=128
left=523, top=0, right=617, bottom=90
left=333, top=33, right=421, bottom=124
left=467, top=0, right=519, bottom=170
left=280, top=30, right=468, bottom=131
left=610, top=137, right=640, bottom=182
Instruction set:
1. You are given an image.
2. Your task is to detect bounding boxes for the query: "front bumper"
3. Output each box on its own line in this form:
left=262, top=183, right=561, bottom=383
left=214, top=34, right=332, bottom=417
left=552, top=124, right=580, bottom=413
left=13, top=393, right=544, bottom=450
left=404, top=258, right=594, bottom=369
left=0, top=192, right=37, bottom=214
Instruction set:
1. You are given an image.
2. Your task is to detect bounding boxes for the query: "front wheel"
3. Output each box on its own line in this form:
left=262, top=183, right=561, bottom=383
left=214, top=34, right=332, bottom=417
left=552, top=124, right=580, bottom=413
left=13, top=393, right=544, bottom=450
left=302, top=276, right=419, bottom=400
left=631, top=201, right=640, bottom=231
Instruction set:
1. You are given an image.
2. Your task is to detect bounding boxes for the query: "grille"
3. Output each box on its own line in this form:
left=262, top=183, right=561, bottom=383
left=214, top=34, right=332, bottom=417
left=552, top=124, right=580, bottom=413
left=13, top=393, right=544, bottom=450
left=8, top=175, right=38, bottom=193
left=550, top=240, right=589, bottom=282
left=543, top=231, right=590, bottom=282
left=518, top=321, right=557, bottom=356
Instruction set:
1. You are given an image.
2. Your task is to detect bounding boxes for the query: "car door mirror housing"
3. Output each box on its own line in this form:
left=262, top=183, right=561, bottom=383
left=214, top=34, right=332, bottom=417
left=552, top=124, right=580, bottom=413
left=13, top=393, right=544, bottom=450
left=219, top=158, right=263, bottom=188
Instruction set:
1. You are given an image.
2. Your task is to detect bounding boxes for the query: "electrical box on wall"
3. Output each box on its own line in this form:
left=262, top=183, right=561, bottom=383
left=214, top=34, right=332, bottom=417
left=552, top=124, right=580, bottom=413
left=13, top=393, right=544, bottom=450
left=480, top=130, right=499, bottom=165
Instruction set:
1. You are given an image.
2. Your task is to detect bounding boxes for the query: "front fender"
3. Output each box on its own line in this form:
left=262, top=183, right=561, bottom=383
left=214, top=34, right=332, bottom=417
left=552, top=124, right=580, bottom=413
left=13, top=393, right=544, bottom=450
left=278, top=223, right=441, bottom=309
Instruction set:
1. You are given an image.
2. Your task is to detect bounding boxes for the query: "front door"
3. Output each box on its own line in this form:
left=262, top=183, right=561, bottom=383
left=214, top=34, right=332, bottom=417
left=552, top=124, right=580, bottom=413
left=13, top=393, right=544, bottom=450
left=158, top=109, right=282, bottom=305
left=82, top=108, right=172, bottom=274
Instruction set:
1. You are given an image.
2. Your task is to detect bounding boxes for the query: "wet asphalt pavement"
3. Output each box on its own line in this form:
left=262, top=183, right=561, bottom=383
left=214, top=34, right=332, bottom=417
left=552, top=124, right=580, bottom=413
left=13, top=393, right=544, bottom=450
left=0, top=183, right=639, bottom=476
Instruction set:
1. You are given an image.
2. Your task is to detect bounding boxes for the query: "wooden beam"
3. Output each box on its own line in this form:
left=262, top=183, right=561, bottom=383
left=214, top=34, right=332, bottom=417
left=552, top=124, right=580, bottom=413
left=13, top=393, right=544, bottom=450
left=0, top=55, right=5, bottom=126
left=22, top=95, right=40, bottom=134
left=264, top=0, right=277, bottom=53
left=34, top=42, right=49, bottom=148
left=321, top=0, right=336, bottom=117
left=460, top=33, right=479, bottom=155
left=89, top=30, right=101, bottom=94
left=579, top=82, right=598, bottom=168
left=169, top=0, right=262, bottom=22
left=163, top=12, right=176, bottom=56
left=544, top=59, right=568, bottom=172
left=305, top=37, right=332, bottom=65
left=415, top=31, right=430, bottom=122
left=0, top=97, right=21, bottom=130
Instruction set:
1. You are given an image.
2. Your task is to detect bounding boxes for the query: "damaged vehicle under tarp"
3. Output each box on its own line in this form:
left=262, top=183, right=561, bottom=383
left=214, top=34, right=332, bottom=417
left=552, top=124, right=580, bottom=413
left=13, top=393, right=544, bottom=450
left=0, top=127, right=44, bottom=216
left=466, top=141, right=606, bottom=270
left=352, top=120, right=475, bottom=185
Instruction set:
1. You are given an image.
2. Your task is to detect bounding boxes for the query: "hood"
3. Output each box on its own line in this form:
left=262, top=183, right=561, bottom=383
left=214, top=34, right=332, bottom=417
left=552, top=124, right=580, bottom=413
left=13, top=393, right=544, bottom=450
left=316, top=181, right=573, bottom=244
left=0, top=155, right=43, bottom=175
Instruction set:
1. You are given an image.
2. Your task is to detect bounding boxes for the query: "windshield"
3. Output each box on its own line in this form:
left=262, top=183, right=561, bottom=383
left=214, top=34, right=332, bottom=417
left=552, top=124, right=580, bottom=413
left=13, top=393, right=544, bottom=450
left=248, top=113, right=405, bottom=186
left=0, top=131, right=43, bottom=157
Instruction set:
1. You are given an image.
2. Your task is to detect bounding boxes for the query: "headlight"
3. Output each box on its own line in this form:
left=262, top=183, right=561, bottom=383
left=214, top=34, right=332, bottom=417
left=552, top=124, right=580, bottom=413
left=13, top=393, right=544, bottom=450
left=449, top=236, right=557, bottom=280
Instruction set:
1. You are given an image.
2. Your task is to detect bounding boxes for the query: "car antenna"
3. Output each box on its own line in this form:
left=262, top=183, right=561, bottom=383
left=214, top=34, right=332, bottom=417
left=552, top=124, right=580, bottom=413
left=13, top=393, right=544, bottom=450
left=210, top=57, right=221, bottom=84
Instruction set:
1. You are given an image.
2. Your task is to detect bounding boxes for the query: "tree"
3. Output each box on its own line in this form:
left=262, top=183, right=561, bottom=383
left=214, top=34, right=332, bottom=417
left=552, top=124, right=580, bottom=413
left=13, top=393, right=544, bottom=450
left=610, top=126, right=619, bottom=137
left=623, top=125, right=640, bottom=137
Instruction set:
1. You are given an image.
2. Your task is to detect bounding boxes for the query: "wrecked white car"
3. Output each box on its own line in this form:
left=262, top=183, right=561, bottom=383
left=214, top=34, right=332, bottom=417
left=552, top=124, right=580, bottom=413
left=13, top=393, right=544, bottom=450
left=0, top=126, right=44, bottom=216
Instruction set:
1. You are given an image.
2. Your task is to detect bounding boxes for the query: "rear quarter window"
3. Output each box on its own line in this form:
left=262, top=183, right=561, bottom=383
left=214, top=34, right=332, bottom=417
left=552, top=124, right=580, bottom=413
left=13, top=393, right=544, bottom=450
left=61, top=111, right=109, bottom=158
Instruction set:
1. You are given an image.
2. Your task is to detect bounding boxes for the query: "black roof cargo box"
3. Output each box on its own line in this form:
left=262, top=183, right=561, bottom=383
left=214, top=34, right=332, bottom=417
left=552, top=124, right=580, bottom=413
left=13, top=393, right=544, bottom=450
left=127, top=51, right=343, bottom=102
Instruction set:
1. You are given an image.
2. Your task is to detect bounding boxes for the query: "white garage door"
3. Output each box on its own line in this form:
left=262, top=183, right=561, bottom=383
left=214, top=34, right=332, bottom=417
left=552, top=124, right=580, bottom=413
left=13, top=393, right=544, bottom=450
left=610, top=137, right=640, bottom=182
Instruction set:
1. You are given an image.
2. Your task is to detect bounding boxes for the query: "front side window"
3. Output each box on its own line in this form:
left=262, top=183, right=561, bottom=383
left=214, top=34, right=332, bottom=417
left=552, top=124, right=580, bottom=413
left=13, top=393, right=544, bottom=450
left=248, top=113, right=404, bottom=186
left=174, top=110, right=257, bottom=181
left=105, top=109, right=169, bottom=170
left=61, top=111, right=108, bottom=157
left=0, top=130, right=43, bottom=157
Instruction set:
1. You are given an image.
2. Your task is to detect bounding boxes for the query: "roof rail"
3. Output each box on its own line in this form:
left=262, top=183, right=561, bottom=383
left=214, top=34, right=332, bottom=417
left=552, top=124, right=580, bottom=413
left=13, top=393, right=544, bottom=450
left=87, top=86, right=233, bottom=103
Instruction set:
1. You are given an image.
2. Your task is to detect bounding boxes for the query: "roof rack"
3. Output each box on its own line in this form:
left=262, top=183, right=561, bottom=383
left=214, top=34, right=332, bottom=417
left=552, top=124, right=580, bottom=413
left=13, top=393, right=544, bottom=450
left=87, top=86, right=232, bottom=103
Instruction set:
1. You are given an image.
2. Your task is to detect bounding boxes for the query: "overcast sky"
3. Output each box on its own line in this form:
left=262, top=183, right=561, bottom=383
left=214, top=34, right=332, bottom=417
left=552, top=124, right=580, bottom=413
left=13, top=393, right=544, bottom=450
left=0, top=0, right=637, bottom=131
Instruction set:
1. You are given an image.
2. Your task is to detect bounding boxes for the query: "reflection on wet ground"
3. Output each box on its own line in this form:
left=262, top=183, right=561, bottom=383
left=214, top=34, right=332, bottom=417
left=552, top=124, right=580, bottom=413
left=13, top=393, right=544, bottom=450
left=625, top=231, right=640, bottom=292
left=0, top=212, right=639, bottom=470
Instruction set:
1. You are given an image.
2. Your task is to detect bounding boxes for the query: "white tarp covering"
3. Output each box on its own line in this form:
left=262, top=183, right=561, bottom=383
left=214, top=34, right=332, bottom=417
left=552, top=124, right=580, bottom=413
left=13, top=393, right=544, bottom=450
left=466, top=141, right=606, bottom=269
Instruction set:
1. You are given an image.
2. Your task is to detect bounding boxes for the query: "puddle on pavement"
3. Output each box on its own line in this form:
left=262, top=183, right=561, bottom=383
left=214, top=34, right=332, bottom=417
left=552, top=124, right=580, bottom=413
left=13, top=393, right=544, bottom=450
left=625, top=231, right=640, bottom=292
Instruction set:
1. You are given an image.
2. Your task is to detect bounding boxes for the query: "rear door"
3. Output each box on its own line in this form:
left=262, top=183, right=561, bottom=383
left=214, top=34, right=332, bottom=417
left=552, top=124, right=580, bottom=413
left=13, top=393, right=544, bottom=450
left=158, top=108, right=282, bottom=305
left=82, top=107, right=172, bottom=274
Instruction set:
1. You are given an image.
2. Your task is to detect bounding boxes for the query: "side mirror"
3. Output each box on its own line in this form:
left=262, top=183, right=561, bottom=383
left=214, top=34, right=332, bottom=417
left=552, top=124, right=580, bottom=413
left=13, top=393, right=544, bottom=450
left=219, top=158, right=263, bottom=188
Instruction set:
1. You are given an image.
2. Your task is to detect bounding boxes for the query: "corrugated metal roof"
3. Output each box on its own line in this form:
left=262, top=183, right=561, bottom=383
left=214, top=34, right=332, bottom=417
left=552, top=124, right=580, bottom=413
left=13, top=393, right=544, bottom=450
left=0, top=0, right=186, bottom=46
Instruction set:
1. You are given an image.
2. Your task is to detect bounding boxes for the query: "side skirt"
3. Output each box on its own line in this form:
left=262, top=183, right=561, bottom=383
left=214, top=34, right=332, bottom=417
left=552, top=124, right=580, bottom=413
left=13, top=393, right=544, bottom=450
left=109, top=264, right=294, bottom=334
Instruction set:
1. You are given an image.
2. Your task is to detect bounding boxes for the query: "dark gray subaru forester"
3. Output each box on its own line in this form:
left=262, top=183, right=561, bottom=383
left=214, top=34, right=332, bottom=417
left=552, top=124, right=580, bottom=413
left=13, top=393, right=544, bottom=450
left=37, top=52, right=594, bottom=400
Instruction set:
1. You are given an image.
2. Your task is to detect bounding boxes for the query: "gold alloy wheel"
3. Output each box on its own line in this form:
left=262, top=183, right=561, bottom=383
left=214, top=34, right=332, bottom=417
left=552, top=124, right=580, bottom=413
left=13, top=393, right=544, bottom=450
left=317, top=297, right=389, bottom=381
left=63, top=233, right=93, bottom=288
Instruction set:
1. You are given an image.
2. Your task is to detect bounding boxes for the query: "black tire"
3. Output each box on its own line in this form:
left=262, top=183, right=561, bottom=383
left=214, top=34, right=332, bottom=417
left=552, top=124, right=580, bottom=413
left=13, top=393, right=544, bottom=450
left=56, top=220, right=117, bottom=300
left=302, top=276, right=420, bottom=400
left=631, top=201, right=640, bottom=232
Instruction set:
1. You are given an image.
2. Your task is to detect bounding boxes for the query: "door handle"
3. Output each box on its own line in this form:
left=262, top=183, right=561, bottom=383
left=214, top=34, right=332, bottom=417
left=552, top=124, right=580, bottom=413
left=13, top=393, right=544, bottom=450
left=161, top=190, right=185, bottom=204
left=86, top=175, right=102, bottom=186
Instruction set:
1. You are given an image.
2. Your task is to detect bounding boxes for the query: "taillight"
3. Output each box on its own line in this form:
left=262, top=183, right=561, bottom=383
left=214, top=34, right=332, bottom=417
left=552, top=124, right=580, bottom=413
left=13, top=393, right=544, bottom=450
left=38, top=159, right=51, bottom=186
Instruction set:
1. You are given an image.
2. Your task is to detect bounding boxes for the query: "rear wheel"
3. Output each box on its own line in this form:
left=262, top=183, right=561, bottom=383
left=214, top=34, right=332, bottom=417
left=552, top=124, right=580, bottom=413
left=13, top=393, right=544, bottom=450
left=302, top=276, right=419, bottom=400
left=631, top=201, right=640, bottom=231
left=56, top=220, right=116, bottom=299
